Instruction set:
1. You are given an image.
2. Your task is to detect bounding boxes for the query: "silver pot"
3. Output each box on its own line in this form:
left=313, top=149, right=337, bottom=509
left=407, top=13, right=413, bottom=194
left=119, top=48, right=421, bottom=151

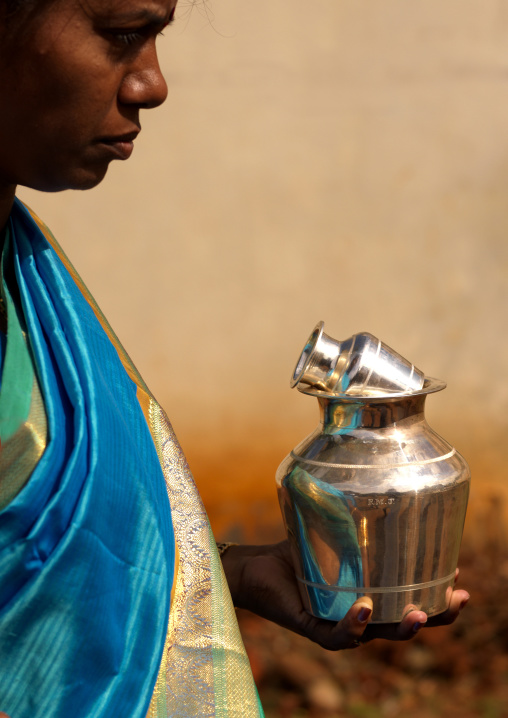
left=276, top=322, right=470, bottom=623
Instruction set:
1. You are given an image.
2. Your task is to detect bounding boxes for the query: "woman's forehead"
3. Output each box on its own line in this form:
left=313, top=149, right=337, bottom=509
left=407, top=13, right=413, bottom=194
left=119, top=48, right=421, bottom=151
left=2, top=0, right=176, bottom=25
left=1, top=0, right=176, bottom=49
left=79, top=0, right=176, bottom=21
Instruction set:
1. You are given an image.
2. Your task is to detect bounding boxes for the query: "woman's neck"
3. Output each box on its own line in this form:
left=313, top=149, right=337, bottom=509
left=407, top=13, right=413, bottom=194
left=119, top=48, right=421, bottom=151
left=0, top=183, right=16, bottom=233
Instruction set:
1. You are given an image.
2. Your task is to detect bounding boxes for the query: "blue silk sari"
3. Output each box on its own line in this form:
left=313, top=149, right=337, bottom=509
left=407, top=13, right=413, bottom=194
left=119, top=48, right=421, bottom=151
left=0, top=199, right=263, bottom=718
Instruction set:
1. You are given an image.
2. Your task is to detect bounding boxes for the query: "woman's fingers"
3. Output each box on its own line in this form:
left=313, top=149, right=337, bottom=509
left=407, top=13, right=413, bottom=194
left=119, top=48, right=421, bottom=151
left=306, top=597, right=374, bottom=650
left=360, top=604, right=428, bottom=643
left=394, top=606, right=428, bottom=639
left=361, top=585, right=470, bottom=642
left=426, top=588, right=470, bottom=627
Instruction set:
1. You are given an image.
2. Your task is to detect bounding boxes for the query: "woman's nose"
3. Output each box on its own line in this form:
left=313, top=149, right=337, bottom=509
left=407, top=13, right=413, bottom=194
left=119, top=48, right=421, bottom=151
left=119, top=43, right=168, bottom=109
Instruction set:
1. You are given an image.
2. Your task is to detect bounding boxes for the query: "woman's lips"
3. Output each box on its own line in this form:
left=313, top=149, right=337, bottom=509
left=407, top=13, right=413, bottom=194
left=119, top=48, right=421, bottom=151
left=96, top=132, right=139, bottom=160
left=99, top=139, right=134, bottom=160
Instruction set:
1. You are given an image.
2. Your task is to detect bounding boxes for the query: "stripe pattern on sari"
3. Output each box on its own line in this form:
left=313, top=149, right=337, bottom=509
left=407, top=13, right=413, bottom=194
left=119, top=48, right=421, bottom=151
left=26, top=203, right=264, bottom=717
left=0, top=200, right=174, bottom=718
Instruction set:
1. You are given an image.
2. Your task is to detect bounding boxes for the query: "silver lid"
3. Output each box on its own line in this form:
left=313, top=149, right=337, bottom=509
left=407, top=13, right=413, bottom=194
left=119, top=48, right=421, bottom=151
left=291, top=321, right=425, bottom=397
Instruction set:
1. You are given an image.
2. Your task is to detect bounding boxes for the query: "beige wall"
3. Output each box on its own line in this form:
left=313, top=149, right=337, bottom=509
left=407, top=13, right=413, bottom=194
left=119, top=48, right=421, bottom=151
left=20, top=0, right=508, bottom=539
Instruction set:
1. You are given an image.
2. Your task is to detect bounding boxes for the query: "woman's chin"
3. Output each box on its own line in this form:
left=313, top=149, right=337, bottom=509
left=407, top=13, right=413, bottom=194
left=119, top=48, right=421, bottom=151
left=25, top=165, right=111, bottom=193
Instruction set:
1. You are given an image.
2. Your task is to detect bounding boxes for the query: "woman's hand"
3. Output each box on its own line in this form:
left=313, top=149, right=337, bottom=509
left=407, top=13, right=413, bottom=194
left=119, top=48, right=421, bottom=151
left=221, top=540, right=470, bottom=651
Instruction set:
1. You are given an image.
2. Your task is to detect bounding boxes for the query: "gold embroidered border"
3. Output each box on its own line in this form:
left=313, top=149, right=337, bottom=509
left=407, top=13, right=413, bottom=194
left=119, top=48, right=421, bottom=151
left=146, top=400, right=262, bottom=718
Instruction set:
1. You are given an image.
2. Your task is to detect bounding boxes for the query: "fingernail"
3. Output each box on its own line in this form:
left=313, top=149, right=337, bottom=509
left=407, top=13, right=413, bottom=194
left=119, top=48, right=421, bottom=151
left=357, top=606, right=372, bottom=623
left=412, top=622, right=422, bottom=633
left=459, top=594, right=470, bottom=610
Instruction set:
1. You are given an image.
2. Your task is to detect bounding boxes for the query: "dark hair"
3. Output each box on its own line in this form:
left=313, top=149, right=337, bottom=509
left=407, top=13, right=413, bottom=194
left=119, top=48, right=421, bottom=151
left=3, top=0, right=54, bottom=20
left=3, top=0, right=32, bottom=15
left=1, top=0, right=52, bottom=41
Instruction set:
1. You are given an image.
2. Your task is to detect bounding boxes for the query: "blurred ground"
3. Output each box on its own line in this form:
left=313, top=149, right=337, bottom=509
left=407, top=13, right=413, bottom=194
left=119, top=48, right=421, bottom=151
left=230, top=490, right=508, bottom=718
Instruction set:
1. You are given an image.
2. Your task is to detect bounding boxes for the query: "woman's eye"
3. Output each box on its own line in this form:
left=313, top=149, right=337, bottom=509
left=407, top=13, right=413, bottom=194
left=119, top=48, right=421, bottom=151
left=114, top=31, right=144, bottom=46
left=107, top=20, right=169, bottom=49
left=106, top=28, right=148, bottom=47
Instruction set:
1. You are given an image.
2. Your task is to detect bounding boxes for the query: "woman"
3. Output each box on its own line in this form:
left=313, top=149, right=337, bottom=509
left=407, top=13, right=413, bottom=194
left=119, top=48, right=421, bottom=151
left=0, top=1, right=469, bottom=716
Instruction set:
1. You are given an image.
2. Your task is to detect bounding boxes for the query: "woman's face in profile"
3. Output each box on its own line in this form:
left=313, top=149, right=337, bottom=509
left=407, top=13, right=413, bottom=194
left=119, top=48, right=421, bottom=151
left=0, top=0, right=176, bottom=193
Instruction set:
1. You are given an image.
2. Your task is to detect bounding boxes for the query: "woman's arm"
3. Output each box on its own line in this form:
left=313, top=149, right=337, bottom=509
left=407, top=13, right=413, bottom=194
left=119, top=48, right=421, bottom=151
left=221, top=540, right=469, bottom=650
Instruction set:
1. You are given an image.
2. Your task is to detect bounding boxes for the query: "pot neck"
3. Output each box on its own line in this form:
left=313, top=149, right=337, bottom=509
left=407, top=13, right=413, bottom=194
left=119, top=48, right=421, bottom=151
left=318, top=394, right=427, bottom=433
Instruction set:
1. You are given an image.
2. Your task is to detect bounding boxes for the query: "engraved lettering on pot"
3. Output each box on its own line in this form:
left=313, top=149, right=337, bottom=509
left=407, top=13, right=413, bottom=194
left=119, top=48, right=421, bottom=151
left=367, top=497, right=396, bottom=507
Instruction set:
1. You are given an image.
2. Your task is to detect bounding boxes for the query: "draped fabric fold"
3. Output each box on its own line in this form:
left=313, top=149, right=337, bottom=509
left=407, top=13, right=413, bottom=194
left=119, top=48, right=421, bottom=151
left=0, top=200, right=264, bottom=718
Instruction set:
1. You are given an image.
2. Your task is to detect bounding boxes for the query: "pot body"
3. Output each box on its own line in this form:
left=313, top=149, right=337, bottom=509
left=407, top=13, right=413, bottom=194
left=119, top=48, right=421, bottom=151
left=276, top=390, right=470, bottom=623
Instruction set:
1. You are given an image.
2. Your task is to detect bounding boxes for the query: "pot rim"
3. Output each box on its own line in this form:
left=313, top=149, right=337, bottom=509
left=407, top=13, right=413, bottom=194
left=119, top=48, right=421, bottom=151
left=296, top=376, right=446, bottom=401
